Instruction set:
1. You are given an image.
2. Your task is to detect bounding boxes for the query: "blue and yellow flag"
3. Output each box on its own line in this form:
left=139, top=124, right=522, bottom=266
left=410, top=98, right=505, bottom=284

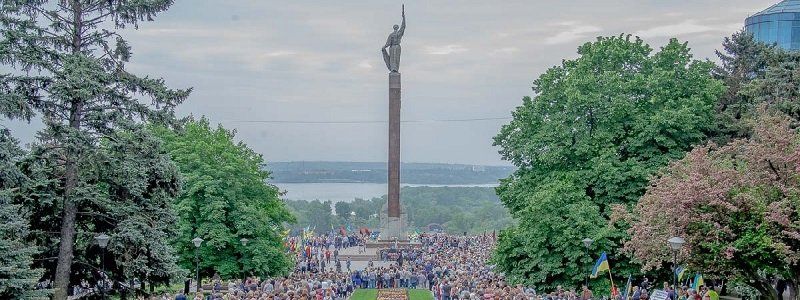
left=590, top=252, right=610, bottom=278
left=675, top=266, right=686, bottom=282
left=691, top=273, right=704, bottom=290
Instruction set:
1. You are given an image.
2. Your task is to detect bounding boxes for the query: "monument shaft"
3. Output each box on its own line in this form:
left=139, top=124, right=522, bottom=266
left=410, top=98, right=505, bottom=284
left=388, top=72, right=401, bottom=218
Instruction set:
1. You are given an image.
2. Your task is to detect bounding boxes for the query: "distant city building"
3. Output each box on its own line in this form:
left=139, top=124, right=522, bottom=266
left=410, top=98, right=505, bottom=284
left=746, top=0, right=800, bottom=50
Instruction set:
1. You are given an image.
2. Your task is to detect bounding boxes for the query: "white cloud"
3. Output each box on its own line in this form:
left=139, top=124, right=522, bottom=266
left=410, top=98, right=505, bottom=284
left=490, top=47, right=519, bottom=55
left=357, top=60, right=373, bottom=69
left=425, top=44, right=468, bottom=55
left=635, top=20, right=714, bottom=38
left=544, top=22, right=602, bottom=45
left=264, top=50, right=296, bottom=57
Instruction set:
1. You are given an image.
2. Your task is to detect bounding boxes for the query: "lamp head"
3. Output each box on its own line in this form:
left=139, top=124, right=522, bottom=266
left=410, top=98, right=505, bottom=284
left=95, top=233, right=110, bottom=248
left=192, top=237, right=204, bottom=248
left=668, top=236, right=685, bottom=251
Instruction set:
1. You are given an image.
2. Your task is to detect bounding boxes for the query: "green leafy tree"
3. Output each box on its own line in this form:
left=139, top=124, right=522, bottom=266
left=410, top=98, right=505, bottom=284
left=285, top=199, right=335, bottom=234
left=620, top=110, right=800, bottom=300
left=0, top=1, right=189, bottom=298
left=0, top=130, right=49, bottom=299
left=153, top=118, right=295, bottom=279
left=334, top=201, right=352, bottom=221
left=492, top=35, right=724, bottom=290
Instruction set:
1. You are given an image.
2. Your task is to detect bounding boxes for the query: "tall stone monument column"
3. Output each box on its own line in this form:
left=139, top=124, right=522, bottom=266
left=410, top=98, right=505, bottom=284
left=383, top=72, right=406, bottom=240
left=380, top=5, right=408, bottom=241
left=388, top=72, right=400, bottom=219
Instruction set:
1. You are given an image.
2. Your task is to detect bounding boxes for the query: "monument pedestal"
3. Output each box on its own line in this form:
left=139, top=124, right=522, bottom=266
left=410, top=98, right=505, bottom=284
left=381, top=217, right=407, bottom=241
left=378, top=202, right=408, bottom=241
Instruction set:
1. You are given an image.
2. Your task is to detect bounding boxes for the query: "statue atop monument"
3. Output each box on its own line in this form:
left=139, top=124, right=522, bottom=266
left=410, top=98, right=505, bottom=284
left=382, top=5, right=405, bottom=73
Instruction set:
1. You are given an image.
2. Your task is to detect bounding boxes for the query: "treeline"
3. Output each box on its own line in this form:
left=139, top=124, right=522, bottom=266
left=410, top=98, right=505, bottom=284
left=284, top=186, right=513, bottom=235
left=268, top=161, right=514, bottom=184
left=493, top=32, right=800, bottom=298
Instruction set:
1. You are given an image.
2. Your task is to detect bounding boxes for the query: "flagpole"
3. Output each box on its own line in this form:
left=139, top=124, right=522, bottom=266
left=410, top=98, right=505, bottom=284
left=608, top=269, right=616, bottom=299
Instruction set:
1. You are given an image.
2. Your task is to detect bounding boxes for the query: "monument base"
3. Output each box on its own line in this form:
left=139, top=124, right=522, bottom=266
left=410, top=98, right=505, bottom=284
left=379, top=216, right=408, bottom=241
left=378, top=202, right=408, bottom=241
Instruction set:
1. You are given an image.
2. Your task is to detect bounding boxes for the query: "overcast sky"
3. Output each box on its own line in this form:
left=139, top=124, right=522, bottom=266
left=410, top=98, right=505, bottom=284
left=5, top=0, right=778, bottom=165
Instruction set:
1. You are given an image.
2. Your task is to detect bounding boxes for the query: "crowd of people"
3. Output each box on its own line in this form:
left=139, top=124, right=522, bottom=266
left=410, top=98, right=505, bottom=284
left=163, top=232, right=530, bottom=300
left=530, top=280, right=721, bottom=300
left=158, top=231, right=724, bottom=300
left=361, top=233, right=538, bottom=299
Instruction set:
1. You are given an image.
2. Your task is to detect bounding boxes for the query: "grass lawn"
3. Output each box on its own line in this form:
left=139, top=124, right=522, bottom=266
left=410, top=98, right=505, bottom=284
left=350, top=289, right=434, bottom=300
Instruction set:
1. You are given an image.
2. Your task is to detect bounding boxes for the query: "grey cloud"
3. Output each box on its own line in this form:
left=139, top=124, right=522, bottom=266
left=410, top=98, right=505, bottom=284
left=2, top=0, right=779, bottom=166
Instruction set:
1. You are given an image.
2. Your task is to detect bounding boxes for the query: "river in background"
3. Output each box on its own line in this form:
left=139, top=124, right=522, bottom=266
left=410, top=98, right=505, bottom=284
left=273, top=182, right=499, bottom=202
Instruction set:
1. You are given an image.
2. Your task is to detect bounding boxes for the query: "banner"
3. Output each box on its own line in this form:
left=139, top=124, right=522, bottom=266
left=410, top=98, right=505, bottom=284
left=651, top=289, right=669, bottom=300
left=376, top=289, right=409, bottom=300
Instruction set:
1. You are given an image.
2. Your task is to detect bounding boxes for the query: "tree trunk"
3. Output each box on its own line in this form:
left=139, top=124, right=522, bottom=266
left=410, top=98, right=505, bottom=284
left=755, top=279, right=780, bottom=300
left=52, top=186, right=77, bottom=300
left=52, top=103, right=83, bottom=299
left=52, top=2, right=84, bottom=299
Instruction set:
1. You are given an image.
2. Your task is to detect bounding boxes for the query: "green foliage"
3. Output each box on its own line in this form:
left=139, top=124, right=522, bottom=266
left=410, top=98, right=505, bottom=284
left=492, top=177, right=610, bottom=289
left=712, top=31, right=781, bottom=142
left=334, top=201, right=352, bottom=220
left=285, top=199, right=338, bottom=234
left=17, top=126, right=184, bottom=291
left=0, top=130, right=49, bottom=299
left=269, top=162, right=513, bottom=184
left=285, top=186, right=512, bottom=235
left=622, top=111, right=800, bottom=298
left=713, top=31, right=800, bottom=141
left=0, top=1, right=189, bottom=298
left=153, top=118, right=295, bottom=279
left=400, top=186, right=512, bottom=233
left=493, top=35, right=724, bottom=290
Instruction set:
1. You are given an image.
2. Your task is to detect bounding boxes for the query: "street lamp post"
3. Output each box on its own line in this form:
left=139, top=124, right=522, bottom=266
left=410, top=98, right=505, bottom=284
left=240, top=238, right=249, bottom=283
left=582, top=238, right=594, bottom=288
left=192, top=237, right=203, bottom=292
left=95, top=233, right=110, bottom=299
left=668, top=237, right=685, bottom=290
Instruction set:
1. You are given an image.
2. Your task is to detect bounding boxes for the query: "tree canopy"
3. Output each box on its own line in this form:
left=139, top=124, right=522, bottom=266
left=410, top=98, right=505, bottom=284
left=0, top=129, right=49, bottom=299
left=0, top=1, right=189, bottom=298
left=153, top=118, right=296, bottom=279
left=620, top=110, right=800, bottom=299
left=618, top=31, right=800, bottom=300
left=492, top=35, right=724, bottom=290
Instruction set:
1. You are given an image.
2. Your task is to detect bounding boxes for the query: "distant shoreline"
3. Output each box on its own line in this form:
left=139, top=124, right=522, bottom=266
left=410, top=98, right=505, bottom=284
left=274, top=182, right=499, bottom=202
left=266, top=161, right=514, bottom=185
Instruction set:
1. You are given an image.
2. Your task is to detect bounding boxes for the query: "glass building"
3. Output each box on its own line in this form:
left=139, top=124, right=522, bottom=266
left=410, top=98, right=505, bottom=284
left=745, top=0, right=800, bottom=50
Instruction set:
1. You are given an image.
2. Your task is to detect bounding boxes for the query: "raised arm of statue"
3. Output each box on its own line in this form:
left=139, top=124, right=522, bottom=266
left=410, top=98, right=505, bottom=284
left=398, top=5, right=406, bottom=39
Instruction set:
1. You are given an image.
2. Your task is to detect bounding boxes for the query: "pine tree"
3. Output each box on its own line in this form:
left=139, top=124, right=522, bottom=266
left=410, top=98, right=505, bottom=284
left=0, top=129, right=49, bottom=299
left=712, top=31, right=782, bottom=142
left=0, top=1, right=189, bottom=299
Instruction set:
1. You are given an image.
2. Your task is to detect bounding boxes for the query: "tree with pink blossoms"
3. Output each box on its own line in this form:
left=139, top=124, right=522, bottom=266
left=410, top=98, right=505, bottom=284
left=618, top=109, right=800, bottom=299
